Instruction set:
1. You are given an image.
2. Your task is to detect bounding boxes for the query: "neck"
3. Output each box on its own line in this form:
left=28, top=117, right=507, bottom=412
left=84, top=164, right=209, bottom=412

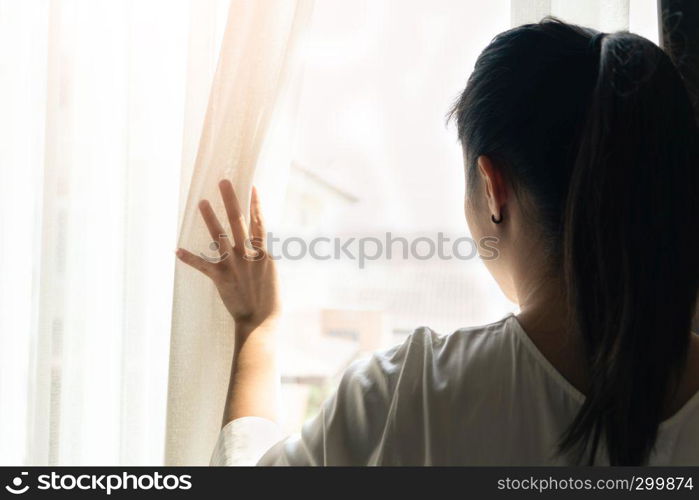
left=515, top=270, right=568, bottom=336
left=510, top=235, right=568, bottom=336
left=510, top=250, right=591, bottom=393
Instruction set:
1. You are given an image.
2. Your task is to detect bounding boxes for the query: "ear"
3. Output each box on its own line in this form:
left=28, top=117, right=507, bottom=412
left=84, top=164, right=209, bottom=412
left=477, top=155, right=508, bottom=221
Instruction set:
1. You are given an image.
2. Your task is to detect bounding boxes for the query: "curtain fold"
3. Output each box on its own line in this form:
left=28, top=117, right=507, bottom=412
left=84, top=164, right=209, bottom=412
left=165, top=0, right=313, bottom=465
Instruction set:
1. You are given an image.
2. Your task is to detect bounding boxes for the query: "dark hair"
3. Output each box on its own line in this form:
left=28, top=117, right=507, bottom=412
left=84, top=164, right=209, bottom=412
left=448, top=18, right=699, bottom=465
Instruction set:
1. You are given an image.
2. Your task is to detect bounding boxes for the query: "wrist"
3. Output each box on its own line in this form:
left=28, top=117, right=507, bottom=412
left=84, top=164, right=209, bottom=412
left=231, top=320, right=279, bottom=382
left=235, top=317, right=278, bottom=344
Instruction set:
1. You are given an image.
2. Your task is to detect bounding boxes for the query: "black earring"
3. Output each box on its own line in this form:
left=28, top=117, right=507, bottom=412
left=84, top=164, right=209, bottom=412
left=491, top=213, right=503, bottom=224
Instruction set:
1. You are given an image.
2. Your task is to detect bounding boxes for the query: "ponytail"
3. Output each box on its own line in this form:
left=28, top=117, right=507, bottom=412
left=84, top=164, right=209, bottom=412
left=560, top=32, right=699, bottom=464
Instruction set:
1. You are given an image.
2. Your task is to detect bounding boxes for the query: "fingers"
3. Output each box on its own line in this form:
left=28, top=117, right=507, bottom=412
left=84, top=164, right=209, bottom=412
left=219, top=180, right=249, bottom=255
left=176, top=248, right=216, bottom=277
left=249, top=185, right=266, bottom=251
left=198, top=199, right=233, bottom=256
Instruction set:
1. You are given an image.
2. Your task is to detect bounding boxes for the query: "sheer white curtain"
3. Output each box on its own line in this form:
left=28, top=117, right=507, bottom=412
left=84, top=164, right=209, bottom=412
left=0, top=0, right=231, bottom=465
left=0, top=0, right=310, bottom=467
left=165, top=0, right=313, bottom=466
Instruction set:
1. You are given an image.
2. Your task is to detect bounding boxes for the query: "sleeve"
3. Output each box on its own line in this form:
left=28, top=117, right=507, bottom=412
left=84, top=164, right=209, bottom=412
left=209, top=416, right=283, bottom=466
left=257, top=337, right=413, bottom=466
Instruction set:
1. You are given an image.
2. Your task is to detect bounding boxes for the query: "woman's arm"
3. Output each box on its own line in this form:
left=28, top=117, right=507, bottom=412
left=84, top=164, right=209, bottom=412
left=176, top=180, right=280, bottom=427
left=176, top=179, right=410, bottom=466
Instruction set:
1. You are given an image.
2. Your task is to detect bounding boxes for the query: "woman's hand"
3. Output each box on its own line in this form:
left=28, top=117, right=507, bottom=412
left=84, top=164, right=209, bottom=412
left=176, top=180, right=279, bottom=340
left=177, top=180, right=281, bottom=424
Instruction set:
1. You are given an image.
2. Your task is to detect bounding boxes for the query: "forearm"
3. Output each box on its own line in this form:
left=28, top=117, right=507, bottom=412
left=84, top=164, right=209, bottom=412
left=222, top=321, right=280, bottom=427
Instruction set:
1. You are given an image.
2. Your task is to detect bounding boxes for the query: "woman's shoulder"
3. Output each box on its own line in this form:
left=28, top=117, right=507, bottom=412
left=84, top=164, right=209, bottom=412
left=402, top=313, right=519, bottom=365
left=345, top=313, right=522, bottom=391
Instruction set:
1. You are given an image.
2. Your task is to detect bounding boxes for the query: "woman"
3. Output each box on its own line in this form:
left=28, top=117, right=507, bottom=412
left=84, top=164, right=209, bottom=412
left=176, top=19, right=699, bottom=465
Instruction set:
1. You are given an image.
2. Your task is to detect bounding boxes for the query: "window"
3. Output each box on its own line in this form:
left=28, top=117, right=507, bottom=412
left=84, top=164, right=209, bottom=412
left=270, top=0, right=517, bottom=435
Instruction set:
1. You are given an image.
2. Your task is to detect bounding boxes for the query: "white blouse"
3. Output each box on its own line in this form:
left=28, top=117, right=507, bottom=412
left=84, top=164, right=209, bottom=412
left=210, top=314, right=699, bottom=466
